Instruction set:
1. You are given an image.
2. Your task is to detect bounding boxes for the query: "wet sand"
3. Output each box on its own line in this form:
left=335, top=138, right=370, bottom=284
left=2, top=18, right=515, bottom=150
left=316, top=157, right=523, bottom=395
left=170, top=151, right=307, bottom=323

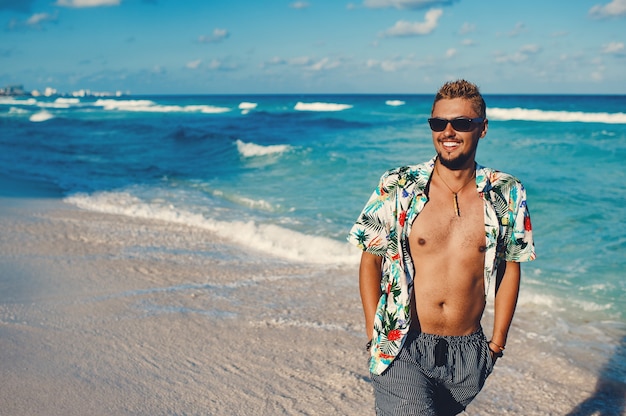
left=0, top=179, right=620, bottom=415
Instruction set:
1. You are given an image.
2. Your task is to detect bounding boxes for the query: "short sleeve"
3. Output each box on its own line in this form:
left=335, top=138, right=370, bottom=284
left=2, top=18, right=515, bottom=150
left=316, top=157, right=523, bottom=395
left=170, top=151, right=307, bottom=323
left=505, top=182, right=536, bottom=262
left=347, top=172, right=394, bottom=256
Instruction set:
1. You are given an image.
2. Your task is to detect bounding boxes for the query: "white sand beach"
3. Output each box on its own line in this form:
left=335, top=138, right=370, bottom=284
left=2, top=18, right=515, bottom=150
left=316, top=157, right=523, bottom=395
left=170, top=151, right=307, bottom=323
left=0, top=178, right=622, bottom=415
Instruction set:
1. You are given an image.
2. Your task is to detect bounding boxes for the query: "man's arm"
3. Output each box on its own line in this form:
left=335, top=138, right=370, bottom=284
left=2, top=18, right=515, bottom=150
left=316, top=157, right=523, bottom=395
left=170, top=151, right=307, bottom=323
left=491, top=261, right=521, bottom=359
left=359, top=251, right=382, bottom=339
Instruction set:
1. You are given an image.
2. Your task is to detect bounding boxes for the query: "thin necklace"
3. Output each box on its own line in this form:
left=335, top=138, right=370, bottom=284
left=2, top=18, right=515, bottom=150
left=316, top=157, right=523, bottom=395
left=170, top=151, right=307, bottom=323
left=434, top=163, right=476, bottom=217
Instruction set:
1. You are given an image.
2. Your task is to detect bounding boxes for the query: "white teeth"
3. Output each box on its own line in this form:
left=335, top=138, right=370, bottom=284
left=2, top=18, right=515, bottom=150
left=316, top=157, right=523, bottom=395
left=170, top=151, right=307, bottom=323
left=443, top=141, right=459, bottom=148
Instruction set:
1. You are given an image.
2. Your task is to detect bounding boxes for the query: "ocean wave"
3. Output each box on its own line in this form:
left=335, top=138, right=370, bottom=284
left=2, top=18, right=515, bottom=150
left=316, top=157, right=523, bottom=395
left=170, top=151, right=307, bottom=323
left=29, top=110, right=54, bottom=122
left=488, top=107, right=626, bottom=124
left=94, top=99, right=231, bottom=114
left=8, top=107, right=29, bottom=115
left=0, top=97, right=38, bottom=106
left=0, top=97, right=78, bottom=109
left=55, top=97, right=80, bottom=105
left=184, top=180, right=288, bottom=213
left=235, top=139, right=292, bottom=157
left=385, top=100, right=406, bottom=106
left=238, top=102, right=257, bottom=110
left=63, top=191, right=360, bottom=266
left=238, top=102, right=257, bottom=115
left=38, top=101, right=75, bottom=109
left=294, top=102, right=353, bottom=112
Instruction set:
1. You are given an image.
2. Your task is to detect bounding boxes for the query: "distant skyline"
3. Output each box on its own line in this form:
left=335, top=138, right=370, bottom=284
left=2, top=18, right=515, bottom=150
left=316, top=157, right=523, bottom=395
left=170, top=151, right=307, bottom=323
left=1, top=0, right=625, bottom=95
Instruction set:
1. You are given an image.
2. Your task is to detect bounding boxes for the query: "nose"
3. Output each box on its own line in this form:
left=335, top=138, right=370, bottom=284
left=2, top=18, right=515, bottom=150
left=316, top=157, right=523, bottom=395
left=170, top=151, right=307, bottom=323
left=443, top=122, right=456, bottom=137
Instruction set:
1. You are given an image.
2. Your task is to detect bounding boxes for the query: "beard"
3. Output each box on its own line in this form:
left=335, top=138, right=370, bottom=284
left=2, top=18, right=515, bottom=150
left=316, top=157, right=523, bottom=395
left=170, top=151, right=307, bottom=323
left=437, top=141, right=479, bottom=170
left=437, top=149, right=474, bottom=170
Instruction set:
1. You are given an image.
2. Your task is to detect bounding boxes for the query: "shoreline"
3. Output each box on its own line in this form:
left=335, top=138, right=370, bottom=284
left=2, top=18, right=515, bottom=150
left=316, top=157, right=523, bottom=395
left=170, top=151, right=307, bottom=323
left=0, top=183, right=373, bottom=415
left=0, top=179, right=624, bottom=415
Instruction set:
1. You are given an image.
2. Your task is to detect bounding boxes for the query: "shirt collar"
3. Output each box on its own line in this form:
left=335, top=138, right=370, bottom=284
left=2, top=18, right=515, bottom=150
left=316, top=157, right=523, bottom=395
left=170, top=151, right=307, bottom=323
left=426, top=156, right=490, bottom=193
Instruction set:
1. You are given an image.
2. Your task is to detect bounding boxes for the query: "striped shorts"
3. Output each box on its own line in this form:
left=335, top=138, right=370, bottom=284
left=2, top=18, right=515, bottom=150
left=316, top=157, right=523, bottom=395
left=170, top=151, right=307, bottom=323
left=371, top=328, right=494, bottom=416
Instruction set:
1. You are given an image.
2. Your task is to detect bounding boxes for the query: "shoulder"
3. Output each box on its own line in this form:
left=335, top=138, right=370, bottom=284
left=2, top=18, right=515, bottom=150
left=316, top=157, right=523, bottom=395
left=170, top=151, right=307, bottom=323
left=479, top=165, right=526, bottom=193
left=379, top=160, right=432, bottom=188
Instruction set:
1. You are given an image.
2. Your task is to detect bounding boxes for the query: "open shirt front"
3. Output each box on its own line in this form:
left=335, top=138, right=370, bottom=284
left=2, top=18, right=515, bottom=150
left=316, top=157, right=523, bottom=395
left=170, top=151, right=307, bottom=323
left=348, top=156, right=536, bottom=375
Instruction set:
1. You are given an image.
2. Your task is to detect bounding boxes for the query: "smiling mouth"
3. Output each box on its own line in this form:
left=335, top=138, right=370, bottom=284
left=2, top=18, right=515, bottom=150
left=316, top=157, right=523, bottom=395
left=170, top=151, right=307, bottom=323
left=441, top=140, right=460, bottom=151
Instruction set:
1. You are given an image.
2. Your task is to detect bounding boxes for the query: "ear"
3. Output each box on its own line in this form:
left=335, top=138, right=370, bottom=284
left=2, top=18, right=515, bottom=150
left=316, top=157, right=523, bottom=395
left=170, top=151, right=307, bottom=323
left=479, top=119, right=488, bottom=138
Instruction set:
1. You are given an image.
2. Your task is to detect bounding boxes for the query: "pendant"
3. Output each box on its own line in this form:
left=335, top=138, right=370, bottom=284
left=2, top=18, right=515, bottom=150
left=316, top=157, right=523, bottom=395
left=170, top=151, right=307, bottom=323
left=453, top=193, right=460, bottom=216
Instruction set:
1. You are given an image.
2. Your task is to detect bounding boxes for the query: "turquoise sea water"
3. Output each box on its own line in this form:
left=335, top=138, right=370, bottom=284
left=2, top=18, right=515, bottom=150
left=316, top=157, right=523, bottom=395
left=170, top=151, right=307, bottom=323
left=1, top=93, right=625, bottom=388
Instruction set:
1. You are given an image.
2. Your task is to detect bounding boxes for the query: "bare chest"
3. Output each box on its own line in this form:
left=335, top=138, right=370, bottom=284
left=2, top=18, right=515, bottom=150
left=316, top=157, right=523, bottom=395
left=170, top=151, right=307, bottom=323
left=407, top=189, right=487, bottom=334
left=409, top=190, right=486, bottom=254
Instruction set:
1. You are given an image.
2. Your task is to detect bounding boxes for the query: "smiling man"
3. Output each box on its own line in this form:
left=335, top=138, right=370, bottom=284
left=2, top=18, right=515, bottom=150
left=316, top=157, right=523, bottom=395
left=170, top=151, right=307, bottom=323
left=348, top=80, right=536, bottom=415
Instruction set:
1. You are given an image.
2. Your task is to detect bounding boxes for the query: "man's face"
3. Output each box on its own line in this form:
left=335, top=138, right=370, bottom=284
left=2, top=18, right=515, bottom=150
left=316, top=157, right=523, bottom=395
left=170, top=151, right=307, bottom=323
left=430, top=98, right=487, bottom=170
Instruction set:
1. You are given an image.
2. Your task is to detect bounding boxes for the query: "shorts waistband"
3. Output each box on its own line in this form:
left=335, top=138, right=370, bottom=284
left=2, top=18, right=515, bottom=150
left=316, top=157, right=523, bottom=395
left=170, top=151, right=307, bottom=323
left=407, top=327, right=485, bottom=345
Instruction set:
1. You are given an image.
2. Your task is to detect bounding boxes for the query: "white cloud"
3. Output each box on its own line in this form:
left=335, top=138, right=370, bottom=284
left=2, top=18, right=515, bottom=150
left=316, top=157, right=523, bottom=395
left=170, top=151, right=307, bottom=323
left=366, top=56, right=419, bottom=72
left=289, top=1, right=310, bottom=9
left=520, top=44, right=540, bottom=53
left=186, top=59, right=202, bottom=70
left=363, top=0, right=456, bottom=9
left=289, top=56, right=313, bottom=66
left=309, top=57, right=341, bottom=71
left=458, top=22, right=475, bottom=35
left=494, top=51, right=525, bottom=64
left=589, top=0, right=626, bottom=18
left=494, top=44, right=541, bottom=64
left=198, top=29, right=230, bottom=44
left=382, top=8, right=442, bottom=37
left=151, top=65, right=166, bottom=75
left=261, top=56, right=340, bottom=71
left=507, top=22, right=526, bottom=37
left=445, top=48, right=457, bottom=58
left=461, top=39, right=475, bottom=46
left=265, top=56, right=286, bottom=66
left=602, top=41, right=625, bottom=54
left=7, top=11, right=57, bottom=29
left=367, top=59, right=401, bottom=72
left=591, top=65, right=606, bottom=81
left=559, top=51, right=584, bottom=62
left=26, top=12, right=57, bottom=25
left=55, top=0, right=120, bottom=7
left=207, top=59, right=238, bottom=71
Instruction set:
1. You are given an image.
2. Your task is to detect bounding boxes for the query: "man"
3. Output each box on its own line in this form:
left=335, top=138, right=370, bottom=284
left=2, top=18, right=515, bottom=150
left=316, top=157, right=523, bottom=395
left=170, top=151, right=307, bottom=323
left=348, top=79, right=536, bottom=415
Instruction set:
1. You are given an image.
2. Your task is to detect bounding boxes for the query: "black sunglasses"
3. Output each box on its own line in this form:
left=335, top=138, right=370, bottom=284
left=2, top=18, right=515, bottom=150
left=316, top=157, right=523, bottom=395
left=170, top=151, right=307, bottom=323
left=428, top=117, right=485, bottom=132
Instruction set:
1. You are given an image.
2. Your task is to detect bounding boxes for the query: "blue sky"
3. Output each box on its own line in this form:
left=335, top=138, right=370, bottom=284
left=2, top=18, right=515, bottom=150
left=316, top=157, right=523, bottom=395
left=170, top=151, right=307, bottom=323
left=1, top=0, right=625, bottom=95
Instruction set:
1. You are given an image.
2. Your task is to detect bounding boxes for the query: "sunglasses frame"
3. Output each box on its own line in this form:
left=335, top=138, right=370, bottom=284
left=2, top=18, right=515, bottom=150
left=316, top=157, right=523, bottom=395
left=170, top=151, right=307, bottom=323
left=428, top=117, right=485, bottom=132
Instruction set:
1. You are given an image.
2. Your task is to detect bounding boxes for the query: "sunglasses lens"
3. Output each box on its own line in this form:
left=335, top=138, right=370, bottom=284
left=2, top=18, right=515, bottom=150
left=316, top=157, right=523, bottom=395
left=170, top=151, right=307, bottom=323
left=450, top=119, right=472, bottom=131
left=428, top=118, right=447, bottom=131
left=428, top=118, right=482, bottom=132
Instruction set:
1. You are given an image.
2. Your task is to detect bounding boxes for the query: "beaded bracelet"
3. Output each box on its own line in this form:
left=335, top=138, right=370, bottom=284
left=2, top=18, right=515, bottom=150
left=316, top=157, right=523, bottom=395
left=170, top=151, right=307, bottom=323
left=365, top=339, right=372, bottom=352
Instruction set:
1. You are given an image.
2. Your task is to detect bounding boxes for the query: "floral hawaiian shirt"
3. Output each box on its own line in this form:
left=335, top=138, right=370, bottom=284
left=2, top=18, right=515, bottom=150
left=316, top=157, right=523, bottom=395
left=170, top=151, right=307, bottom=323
left=348, top=156, right=536, bottom=375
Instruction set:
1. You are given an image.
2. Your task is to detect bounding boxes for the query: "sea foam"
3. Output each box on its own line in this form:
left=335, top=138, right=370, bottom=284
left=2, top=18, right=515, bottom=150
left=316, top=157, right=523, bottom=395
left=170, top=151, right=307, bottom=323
left=64, top=191, right=360, bottom=266
left=29, top=110, right=54, bottom=122
left=238, top=102, right=257, bottom=115
left=294, top=102, right=353, bottom=112
left=94, top=99, right=231, bottom=114
left=0, top=97, right=38, bottom=106
left=8, top=107, right=29, bottom=115
left=55, top=98, right=80, bottom=105
left=385, top=100, right=406, bottom=106
left=488, top=107, right=626, bottom=124
left=235, top=139, right=292, bottom=157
